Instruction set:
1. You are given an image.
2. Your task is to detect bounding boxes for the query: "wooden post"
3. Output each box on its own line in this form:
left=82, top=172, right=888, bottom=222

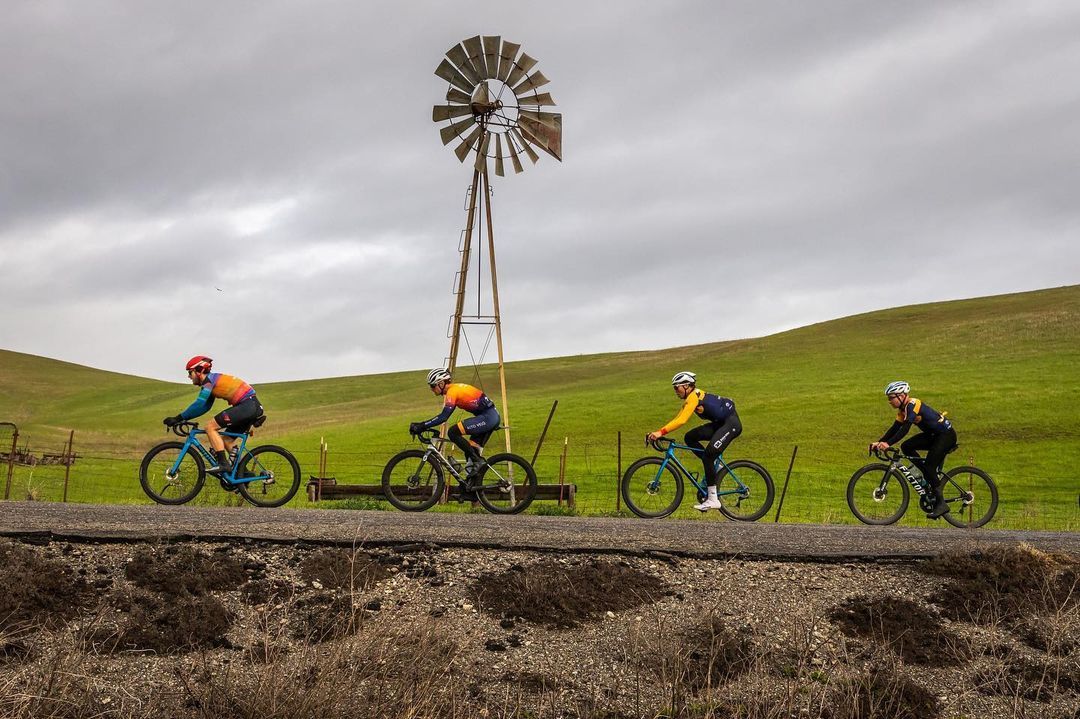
left=62, top=430, right=74, bottom=503
left=3, top=425, right=17, bottom=501
left=531, top=400, right=558, bottom=466
left=773, top=446, right=798, bottom=523
left=616, top=431, right=622, bottom=513
left=481, top=170, right=513, bottom=456
left=447, top=169, right=481, bottom=376
left=558, top=437, right=568, bottom=506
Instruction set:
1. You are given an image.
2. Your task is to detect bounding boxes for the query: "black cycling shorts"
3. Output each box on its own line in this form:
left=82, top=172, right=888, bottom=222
left=214, top=396, right=264, bottom=433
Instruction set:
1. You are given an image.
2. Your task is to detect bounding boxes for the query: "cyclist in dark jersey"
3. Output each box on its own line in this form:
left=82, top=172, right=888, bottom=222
left=162, top=356, right=264, bottom=482
left=870, top=380, right=957, bottom=519
left=647, top=371, right=740, bottom=512
left=409, top=368, right=500, bottom=482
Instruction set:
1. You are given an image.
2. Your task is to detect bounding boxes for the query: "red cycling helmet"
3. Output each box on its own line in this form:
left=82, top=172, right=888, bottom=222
left=185, top=356, right=213, bottom=373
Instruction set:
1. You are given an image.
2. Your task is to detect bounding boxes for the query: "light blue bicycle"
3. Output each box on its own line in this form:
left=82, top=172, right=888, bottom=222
left=139, top=420, right=300, bottom=507
left=620, top=436, right=774, bottom=520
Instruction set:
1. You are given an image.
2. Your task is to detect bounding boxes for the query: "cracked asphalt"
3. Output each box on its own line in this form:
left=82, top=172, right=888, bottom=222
left=0, top=502, right=1077, bottom=560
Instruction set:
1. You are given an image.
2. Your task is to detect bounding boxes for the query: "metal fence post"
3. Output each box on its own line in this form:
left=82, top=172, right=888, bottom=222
left=3, top=423, right=17, bottom=501
left=773, top=445, right=799, bottom=523
left=62, top=430, right=75, bottom=502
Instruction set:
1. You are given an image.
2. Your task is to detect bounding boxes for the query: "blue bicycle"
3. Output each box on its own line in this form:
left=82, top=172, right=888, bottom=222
left=139, top=420, right=300, bottom=507
left=621, top=437, right=774, bottom=520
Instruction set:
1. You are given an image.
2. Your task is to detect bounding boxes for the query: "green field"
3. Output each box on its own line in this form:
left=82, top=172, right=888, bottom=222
left=1, top=285, right=1077, bottom=530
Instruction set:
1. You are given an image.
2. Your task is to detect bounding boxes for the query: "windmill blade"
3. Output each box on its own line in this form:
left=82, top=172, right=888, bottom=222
left=515, top=91, right=556, bottom=107
left=446, top=87, right=472, bottom=105
left=439, top=115, right=475, bottom=145
left=482, top=36, right=501, bottom=79
left=463, top=36, right=487, bottom=79
left=518, top=115, right=562, bottom=161
left=433, top=104, right=473, bottom=122
left=473, top=131, right=491, bottom=172
left=513, top=71, right=550, bottom=97
left=510, top=128, right=540, bottom=164
left=494, top=134, right=505, bottom=177
left=518, top=109, right=561, bottom=130
left=446, top=43, right=482, bottom=86
left=506, top=133, right=524, bottom=174
left=497, top=41, right=520, bottom=81
left=454, top=125, right=483, bottom=163
left=505, top=53, right=538, bottom=89
left=471, top=81, right=491, bottom=107
left=435, top=59, right=473, bottom=94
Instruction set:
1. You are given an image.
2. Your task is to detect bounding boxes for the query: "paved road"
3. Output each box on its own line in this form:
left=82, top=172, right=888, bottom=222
left=1, top=502, right=1077, bottom=560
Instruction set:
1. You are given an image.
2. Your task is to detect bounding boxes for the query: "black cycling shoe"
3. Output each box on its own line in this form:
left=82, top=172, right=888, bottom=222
left=926, top=497, right=951, bottom=519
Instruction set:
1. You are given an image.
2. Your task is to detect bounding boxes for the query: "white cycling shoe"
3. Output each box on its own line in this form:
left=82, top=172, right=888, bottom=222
left=693, top=497, right=724, bottom=512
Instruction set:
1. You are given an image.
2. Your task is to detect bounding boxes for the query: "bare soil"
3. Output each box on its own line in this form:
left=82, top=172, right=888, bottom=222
left=0, top=538, right=1076, bottom=719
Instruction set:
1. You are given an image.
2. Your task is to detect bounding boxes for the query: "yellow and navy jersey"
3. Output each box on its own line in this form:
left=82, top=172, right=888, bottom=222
left=417, top=383, right=496, bottom=431
left=179, top=372, right=256, bottom=420
left=880, top=397, right=953, bottom=444
left=658, top=389, right=736, bottom=436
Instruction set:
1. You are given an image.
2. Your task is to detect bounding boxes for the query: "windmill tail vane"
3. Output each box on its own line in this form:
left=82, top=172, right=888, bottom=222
left=433, top=35, right=562, bottom=176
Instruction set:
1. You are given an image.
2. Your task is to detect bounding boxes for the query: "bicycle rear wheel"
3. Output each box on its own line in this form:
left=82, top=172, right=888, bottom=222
left=621, top=457, right=684, bottom=519
left=382, top=450, right=444, bottom=511
left=847, top=463, right=909, bottom=525
left=140, top=441, right=206, bottom=505
left=716, top=460, right=775, bottom=522
left=237, top=445, right=301, bottom=507
left=475, top=453, right=538, bottom=514
left=941, top=466, right=998, bottom=528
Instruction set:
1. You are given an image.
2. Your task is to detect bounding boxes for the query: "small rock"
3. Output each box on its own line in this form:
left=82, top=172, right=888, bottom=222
left=484, top=639, right=506, bottom=652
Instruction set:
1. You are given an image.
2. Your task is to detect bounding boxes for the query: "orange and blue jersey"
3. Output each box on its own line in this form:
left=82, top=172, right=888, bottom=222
left=179, top=373, right=256, bottom=420
left=657, top=389, right=735, bottom=436
left=416, top=383, right=496, bottom=431
left=880, top=397, right=953, bottom=444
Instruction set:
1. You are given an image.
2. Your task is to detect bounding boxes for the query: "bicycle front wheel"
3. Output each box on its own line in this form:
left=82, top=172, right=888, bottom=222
left=237, top=445, right=301, bottom=507
left=847, top=463, right=909, bottom=525
left=942, top=466, right=998, bottom=528
left=716, top=460, right=775, bottom=522
left=621, top=457, right=684, bottom=519
left=382, top=450, right=444, bottom=511
left=140, top=441, right=206, bottom=505
left=476, top=453, right=538, bottom=514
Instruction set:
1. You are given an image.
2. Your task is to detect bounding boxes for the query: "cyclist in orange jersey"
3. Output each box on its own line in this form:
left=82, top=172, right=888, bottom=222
left=409, top=368, right=500, bottom=482
left=163, top=356, right=263, bottom=480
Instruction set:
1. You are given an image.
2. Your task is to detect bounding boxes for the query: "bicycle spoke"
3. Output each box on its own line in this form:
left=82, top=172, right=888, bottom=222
left=383, top=450, right=443, bottom=511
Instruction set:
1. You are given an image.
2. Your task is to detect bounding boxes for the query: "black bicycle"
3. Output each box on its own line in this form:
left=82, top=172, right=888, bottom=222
left=847, top=447, right=997, bottom=528
left=381, top=429, right=537, bottom=514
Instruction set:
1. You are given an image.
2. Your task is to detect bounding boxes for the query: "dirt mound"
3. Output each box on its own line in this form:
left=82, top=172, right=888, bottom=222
left=662, top=615, right=757, bottom=691
left=242, top=578, right=296, bottom=606
left=825, top=668, right=940, bottom=719
left=292, top=592, right=365, bottom=644
left=470, top=559, right=667, bottom=627
left=975, top=657, right=1080, bottom=703
left=920, top=544, right=1078, bottom=624
left=298, top=548, right=390, bottom=591
left=0, top=540, right=93, bottom=630
left=829, top=595, right=972, bottom=666
left=1012, top=616, right=1079, bottom=657
left=95, top=588, right=234, bottom=654
left=125, top=545, right=247, bottom=597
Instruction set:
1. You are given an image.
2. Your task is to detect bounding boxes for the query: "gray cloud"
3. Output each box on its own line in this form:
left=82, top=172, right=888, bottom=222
left=1, top=0, right=1078, bottom=382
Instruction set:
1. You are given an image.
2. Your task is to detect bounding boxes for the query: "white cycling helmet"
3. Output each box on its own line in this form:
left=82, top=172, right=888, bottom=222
left=884, top=380, right=909, bottom=397
left=426, top=368, right=452, bottom=386
left=671, top=371, right=697, bottom=387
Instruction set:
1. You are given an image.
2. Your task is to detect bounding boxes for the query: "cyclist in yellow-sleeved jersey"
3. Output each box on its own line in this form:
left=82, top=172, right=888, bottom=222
left=409, top=368, right=500, bottom=483
left=162, top=356, right=264, bottom=482
left=647, top=371, right=741, bottom=512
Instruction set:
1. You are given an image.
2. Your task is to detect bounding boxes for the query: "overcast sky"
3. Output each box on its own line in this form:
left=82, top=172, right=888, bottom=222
left=1, top=1, right=1078, bottom=383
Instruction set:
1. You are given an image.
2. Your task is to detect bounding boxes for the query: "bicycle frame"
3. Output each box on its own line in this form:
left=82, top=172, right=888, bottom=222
left=170, top=427, right=268, bottom=486
left=414, top=431, right=514, bottom=490
left=650, top=439, right=750, bottom=498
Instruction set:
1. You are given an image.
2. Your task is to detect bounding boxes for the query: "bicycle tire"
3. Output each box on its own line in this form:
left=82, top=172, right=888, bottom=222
left=382, top=449, right=444, bottom=512
left=941, top=466, right=998, bottom=528
left=475, top=453, right=538, bottom=514
left=715, top=460, right=775, bottom=522
left=140, top=441, right=206, bottom=505
left=847, top=463, right=909, bottom=525
left=236, top=445, right=301, bottom=507
left=621, top=457, right=684, bottom=519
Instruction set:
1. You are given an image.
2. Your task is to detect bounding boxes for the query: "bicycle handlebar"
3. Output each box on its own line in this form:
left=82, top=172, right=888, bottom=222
left=168, top=421, right=198, bottom=438
left=412, top=428, right=440, bottom=444
left=646, top=435, right=673, bottom=452
left=869, top=446, right=901, bottom=462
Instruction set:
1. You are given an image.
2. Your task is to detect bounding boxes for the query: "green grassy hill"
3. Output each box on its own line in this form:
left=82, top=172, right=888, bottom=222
left=1, top=285, right=1077, bottom=529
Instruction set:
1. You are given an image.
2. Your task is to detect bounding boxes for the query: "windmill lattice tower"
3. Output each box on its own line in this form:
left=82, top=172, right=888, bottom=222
left=432, top=35, right=562, bottom=453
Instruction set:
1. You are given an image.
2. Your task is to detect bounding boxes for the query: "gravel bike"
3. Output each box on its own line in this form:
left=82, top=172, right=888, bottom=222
left=382, top=429, right=537, bottom=514
left=621, top=437, right=775, bottom=520
left=847, top=447, right=997, bottom=528
left=140, top=420, right=301, bottom=507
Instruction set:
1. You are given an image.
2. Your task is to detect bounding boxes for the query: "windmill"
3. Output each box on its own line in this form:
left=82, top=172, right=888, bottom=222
left=432, top=35, right=562, bottom=453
